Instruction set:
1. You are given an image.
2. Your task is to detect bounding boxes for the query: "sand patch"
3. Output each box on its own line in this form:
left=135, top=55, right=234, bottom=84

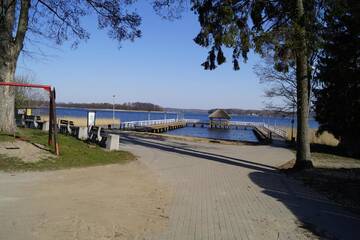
left=0, top=161, right=170, bottom=240
left=0, top=140, right=53, bottom=162
left=41, top=115, right=120, bottom=127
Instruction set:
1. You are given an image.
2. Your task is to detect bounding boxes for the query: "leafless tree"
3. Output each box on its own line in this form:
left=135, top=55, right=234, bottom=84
left=14, top=75, right=47, bottom=109
left=254, top=61, right=297, bottom=112
left=254, top=57, right=317, bottom=114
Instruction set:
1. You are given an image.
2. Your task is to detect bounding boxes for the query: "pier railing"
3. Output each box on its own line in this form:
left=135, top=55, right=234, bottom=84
left=229, top=121, right=264, bottom=127
left=262, top=123, right=288, bottom=139
left=121, top=118, right=202, bottom=129
left=183, top=119, right=201, bottom=123
left=229, top=121, right=287, bottom=138
left=121, top=119, right=179, bottom=129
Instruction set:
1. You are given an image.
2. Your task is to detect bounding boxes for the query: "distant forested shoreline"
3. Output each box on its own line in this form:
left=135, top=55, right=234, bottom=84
left=208, top=109, right=294, bottom=117
left=55, top=103, right=298, bottom=117
left=27, top=101, right=307, bottom=117
left=57, top=102, right=164, bottom=112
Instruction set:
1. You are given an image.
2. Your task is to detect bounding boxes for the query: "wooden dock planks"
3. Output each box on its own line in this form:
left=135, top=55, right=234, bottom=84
left=139, top=121, right=186, bottom=133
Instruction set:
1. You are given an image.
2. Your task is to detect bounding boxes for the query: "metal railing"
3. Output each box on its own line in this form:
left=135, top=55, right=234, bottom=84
left=263, top=123, right=288, bottom=138
left=229, top=121, right=288, bottom=138
left=183, top=119, right=201, bottom=123
left=121, top=119, right=178, bottom=129
left=229, top=121, right=264, bottom=127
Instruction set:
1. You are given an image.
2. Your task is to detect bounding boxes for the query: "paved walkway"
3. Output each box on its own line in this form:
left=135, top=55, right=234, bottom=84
left=121, top=134, right=360, bottom=240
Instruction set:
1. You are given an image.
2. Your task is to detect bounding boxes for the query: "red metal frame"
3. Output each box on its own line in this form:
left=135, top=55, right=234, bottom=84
left=0, top=81, right=59, bottom=155
left=0, top=82, right=51, bottom=93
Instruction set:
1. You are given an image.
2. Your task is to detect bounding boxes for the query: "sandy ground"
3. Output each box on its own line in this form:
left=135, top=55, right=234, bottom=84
left=0, top=161, right=171, bottom=240
left=0, top=140, right=53, bottom=162
left=40, top=115, right=120, bottom=127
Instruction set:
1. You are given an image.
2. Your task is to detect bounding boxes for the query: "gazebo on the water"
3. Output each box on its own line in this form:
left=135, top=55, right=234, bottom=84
left=208, top=109, right=231, bottom=128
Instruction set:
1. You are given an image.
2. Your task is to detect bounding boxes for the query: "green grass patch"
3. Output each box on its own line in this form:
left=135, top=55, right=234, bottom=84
left=312, top=152, right=360, bottom=165
left=0, top=128, right=135, bottom=172
left=0, top=132, right=16, bottom=142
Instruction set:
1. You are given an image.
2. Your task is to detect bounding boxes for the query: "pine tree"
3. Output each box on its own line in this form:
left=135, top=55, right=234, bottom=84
left=315, top=0, right=360, bottom=156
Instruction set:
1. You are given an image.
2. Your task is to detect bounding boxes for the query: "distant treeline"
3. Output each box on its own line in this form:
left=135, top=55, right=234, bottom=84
left=208, top=109, right=293, bottom=117
left=57, top=102, right=164, bottom=111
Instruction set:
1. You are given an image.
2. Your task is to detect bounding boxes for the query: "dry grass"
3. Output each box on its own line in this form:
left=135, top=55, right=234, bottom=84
left=281, top=127, right=339, bottom=146
left=40, top=115, right=120, bottom=127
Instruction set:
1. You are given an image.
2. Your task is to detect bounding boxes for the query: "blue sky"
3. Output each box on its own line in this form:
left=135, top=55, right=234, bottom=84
left=17, top=3, right=266, bottom=110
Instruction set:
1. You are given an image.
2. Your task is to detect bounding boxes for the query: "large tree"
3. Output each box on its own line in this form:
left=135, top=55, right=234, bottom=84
left=187, top=0, right=325, bottom=168
left=0, top=0, right=142, bottom=132
left=315, top=0, right=360, bottom=156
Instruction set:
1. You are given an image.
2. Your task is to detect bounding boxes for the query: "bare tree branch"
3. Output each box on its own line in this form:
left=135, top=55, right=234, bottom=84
left=255, top=56, right=316, bottom=112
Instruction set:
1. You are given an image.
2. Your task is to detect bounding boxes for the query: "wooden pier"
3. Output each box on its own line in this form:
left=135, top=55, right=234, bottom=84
left=120, top=119, right=187, bottom=133
left=119, top=118, right=288, bottom=142
left=185, top=121, right=288, bottom=142
left=140, top=121, right=186, bottom=133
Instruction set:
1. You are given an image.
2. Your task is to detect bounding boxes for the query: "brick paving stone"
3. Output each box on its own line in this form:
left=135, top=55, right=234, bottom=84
left=121, top=135, right=360, bottom=240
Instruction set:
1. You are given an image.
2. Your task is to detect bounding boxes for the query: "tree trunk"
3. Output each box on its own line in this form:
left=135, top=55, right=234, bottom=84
left=294, top=0, right=312, bottom=169
left=0, top=58, right=17, bottom=133
left=0, top=0, right=30, bottom=133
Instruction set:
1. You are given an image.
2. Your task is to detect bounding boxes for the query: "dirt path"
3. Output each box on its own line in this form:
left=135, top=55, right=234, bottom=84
left=0, top=161, right=170, bottom=240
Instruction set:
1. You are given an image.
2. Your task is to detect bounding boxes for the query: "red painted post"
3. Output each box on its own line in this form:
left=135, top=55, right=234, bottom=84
left=48, top=90, right=53, bottom=145
left=0, top=82, right=59, bottom=155
left=52, top=88, right=60, bottom=156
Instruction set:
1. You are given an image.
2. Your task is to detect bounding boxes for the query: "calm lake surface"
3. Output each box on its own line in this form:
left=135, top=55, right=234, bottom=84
left=34, top=107, right=318, bottom=142
left=166, top=126, right=259, bottom=143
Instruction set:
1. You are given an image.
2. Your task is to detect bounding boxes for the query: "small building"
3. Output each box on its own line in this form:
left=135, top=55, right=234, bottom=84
left=208, top=109, right=231, bottom=128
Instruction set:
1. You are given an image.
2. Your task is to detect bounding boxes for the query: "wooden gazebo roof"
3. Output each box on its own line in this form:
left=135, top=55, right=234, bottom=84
left=208, top=109, right=231, bottom=120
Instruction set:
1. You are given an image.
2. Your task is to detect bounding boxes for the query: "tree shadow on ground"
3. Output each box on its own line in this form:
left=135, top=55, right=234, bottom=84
left=122, top=134, right=276, bottom=172
left=123, top=134, right=360, bottom=240
left=249, top=170, right=360, bottom=239
left=288, top=167, right=360, bottom=210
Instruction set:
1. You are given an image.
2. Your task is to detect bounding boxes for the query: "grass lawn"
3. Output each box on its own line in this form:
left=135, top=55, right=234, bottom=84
left=0, top=128, right=135, bottom=172
left=0, top=133, right=16, bottom=142
left=312, top=151, right=360, bottom=168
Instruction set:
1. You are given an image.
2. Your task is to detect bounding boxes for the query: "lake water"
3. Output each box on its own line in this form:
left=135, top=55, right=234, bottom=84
left=166, top=126, right=259, bottom=143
